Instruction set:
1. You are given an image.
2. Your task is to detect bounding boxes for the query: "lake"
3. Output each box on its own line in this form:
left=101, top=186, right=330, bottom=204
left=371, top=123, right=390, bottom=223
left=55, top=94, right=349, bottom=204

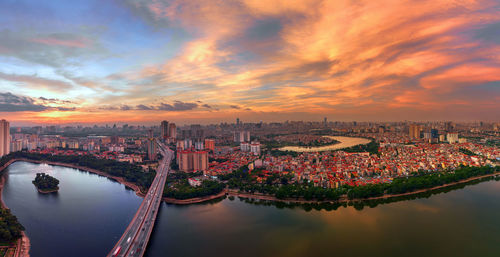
left=279, top=136, right=371, bottom=152
left=3, top=161, right=500, bottom=257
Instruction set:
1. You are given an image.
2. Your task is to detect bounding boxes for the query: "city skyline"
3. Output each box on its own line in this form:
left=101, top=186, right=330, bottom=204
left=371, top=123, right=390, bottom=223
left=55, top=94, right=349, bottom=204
left=1, top=0, right=500, bottom=124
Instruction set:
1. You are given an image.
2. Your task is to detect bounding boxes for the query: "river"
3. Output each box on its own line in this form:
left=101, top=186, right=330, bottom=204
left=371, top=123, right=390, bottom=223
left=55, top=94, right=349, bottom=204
left=279, top=136, right=371, bottom=152
left=3, top=161, right=500, bottom=257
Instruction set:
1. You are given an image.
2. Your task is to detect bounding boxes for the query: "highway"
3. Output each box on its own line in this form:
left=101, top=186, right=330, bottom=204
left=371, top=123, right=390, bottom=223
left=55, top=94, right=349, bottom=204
left=108, top=140, right=173, bottom=257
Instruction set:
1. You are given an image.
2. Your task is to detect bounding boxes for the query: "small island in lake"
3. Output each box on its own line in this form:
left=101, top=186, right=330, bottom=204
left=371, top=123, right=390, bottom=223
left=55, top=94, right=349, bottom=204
left=32, top=173, right=60, bottom=193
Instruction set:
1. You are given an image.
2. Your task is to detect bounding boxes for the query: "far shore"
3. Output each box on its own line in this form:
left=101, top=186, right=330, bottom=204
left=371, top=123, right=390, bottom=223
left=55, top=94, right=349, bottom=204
left=227, top=171, right=500, bottom=204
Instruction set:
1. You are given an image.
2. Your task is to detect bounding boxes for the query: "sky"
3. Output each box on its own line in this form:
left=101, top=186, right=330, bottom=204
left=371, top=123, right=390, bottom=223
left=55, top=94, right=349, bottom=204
left=0, top=0, right=499, bottom=125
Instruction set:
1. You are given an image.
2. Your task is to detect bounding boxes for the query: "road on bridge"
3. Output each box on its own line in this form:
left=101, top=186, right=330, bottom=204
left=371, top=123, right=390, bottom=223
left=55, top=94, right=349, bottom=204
left=108, top=141, right=173, bottom=257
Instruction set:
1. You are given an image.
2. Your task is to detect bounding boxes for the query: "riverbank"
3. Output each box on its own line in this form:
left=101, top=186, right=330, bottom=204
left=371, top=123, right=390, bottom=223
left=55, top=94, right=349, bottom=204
left=0, top=172, right=31, bottom=257
left=36, top=187, right=59, bottom=194
left=163, top=189, right=227, bottom=204
left=227, top=171, right=500, bottom=204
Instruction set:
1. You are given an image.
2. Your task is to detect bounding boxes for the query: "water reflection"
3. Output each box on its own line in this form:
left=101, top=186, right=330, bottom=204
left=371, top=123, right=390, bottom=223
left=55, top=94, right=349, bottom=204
left=3, top=161, right=142, bottom=257
left=147, top=179, right=500, bottom=257
left=3, top=161, right=499, bottom=257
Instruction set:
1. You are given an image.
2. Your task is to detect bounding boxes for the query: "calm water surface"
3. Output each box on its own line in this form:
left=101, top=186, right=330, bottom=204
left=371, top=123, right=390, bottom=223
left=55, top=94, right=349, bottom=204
left=3, top=162, right=500, bottom=257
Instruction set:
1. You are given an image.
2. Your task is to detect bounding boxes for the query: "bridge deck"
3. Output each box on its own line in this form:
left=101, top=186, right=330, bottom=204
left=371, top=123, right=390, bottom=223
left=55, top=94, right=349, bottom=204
left=108, top=141, right=172, bottom=257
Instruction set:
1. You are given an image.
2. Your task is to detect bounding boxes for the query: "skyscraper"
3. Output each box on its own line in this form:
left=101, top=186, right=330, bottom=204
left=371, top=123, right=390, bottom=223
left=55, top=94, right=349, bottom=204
left=0, top=120, right=10, bottom=157
left=160, top=120, right=169, bottom=139
left=204, top=139, right=215, bottom=151
left=409, top=124, right=421, bottom=139
left=168, top=123, right=177, bottom=140
left=176, top=150, right=208, bottom=172
left=234, top=131, right=250, bottom=142
left=147, top=129, right=157, bottom=161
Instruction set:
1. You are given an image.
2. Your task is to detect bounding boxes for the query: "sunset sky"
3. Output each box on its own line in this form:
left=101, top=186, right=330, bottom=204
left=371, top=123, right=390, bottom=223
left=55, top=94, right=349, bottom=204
left=0, top=0, right=499, bottom=125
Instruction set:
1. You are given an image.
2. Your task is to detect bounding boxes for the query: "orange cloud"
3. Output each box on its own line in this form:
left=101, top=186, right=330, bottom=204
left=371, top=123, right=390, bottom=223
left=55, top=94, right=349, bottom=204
left=5, top=0, right=500, bottom=124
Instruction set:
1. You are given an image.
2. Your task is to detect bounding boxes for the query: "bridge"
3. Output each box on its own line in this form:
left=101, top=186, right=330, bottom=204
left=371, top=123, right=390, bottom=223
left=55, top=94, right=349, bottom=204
left=108, top=140, right=173, bottom=257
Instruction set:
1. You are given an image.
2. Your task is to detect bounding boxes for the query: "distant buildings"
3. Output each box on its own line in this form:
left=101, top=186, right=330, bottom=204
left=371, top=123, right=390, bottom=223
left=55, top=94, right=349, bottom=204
left=177, top=150, right=208, bottom=172
left=0, top=119, right=10, bottom=157
left=234, top=131, right=250, bottom=142
left=447, top=132, right=459, bottom=143
left=240, top=141, right=261, bottom=155
left=168, top=123, right=177, bottom=140
left=160, top=120, right=169, bottom=139
left=409, top=124, right=421, bottom=139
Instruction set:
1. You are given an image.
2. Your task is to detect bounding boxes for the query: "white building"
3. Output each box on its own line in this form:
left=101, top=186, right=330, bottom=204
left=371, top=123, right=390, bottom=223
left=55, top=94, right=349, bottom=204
left=447, top=132, right=459, bottom=143
left=250, top=141, right=261, bottom=156
left=240, top=142, right=250, bottom=152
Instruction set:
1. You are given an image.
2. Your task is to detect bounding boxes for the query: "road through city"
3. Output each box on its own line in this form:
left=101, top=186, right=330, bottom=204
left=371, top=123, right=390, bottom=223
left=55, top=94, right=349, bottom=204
left=108, top=141, right=173, bottom=257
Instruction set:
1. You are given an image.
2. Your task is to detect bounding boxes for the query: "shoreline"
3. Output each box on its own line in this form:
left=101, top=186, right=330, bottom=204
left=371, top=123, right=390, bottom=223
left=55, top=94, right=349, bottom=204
left=0, top=167, right=31, bottom=257
left=36, top=187, right=59, bottom=194
left=227, top=171, right=500, bottom=204
left=163, top=190, right=227, bottom=204
left=2, top=157, right=498, bottom=206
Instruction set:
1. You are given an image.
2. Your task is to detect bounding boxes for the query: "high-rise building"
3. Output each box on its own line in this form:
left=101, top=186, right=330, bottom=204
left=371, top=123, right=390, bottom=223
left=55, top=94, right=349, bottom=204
left=250, top=141, right=261, bottom=156
left=160, top=120, right=169, bottom=139
left=444, top=121, right=454, bottom=132
left=240, top=142, right=250, bottom=152
left=409, top=124, right=421, bottom=139
left=0, top=119, right=10, bottom=157
left=447, top=132, right=459, bottom=143
left=194, top=141, right=204, bottom=150
left=204, top=139, right=215, bottom=151
left=234, top=131, right=250, bottom=142
left=168, top=123, right=177, bottom=140
left=147, top=129, right=157, bottom=161
left=177, top=150, right=208, bottom=172
left=10, top=139, right=22, bottom=152
left=431, top=129, right=439, bottom=138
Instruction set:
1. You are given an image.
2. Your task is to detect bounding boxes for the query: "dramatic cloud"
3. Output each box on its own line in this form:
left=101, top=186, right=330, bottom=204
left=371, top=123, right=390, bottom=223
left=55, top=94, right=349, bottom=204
left=0, top=92, right=48, bottom=112
left=0, top=92, right=76, bottom=112
left=1, top=0, right=499, bottom=124
left=157, top=101, right=198, bottom=111
left=97, top=101, right=199, bottom=112
left=136, top=104, right=152, bottom=110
